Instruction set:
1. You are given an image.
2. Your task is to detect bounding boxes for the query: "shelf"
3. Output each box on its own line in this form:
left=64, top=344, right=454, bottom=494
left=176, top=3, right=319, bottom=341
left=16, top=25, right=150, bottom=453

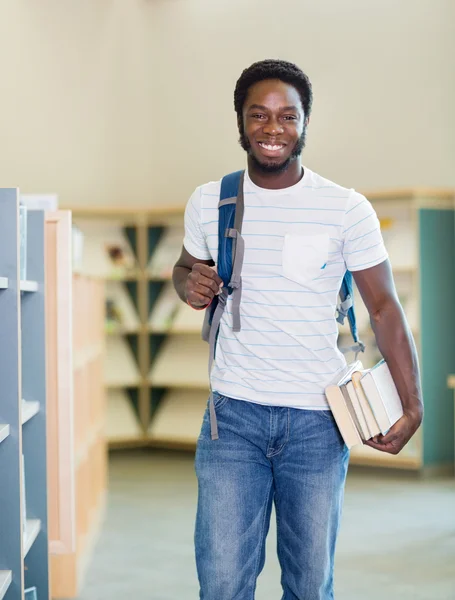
left=20, top=280, right=39, bottom=292
left=0, top=424, right=10, bottom=444
left=0, top=277, right=8, bottom=289
left=104, top=336, right=141, bottom=387
left=106, top=326, right=142, bottom=336
left=24, top=519, right=41, bottom=557
left=22, top=400, right=40, bottom=425
left=106, top=390, right=143, bottom=442
left=148, top=335, right=209, bottom=388
left=148, top=390, right=208, bottom=445
left=0, top=571, right=12, bottom=600
left=349, top=445, right=421, bottom=470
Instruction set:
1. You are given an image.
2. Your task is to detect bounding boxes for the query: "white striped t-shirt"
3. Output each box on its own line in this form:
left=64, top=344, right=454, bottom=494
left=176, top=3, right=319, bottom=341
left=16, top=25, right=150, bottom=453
left=183, top=167, right=388, bottom=409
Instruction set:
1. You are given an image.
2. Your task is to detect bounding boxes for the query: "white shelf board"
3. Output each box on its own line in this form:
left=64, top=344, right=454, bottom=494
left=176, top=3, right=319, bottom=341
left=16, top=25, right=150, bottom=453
left=149, top=335, right=209, bottom=388
left=0, top=424, right=10, bottom=444
left=0, top=277, right=8, bottom=289
left=0, top=571, right=12, bottom=600
left=20, top=280, right=39, bottom=292
left=24, top=519, right=41, bottom=556
left=21, top=400, right=40, bottom=425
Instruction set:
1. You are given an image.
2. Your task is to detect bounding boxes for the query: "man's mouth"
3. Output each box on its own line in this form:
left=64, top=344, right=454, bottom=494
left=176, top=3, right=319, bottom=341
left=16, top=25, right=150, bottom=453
left=258, top=142, right=285, bottom=152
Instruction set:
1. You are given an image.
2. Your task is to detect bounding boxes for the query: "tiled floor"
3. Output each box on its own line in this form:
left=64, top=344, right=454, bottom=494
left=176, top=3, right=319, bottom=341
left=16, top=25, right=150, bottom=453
left=78, top=450, right=455, bottom=600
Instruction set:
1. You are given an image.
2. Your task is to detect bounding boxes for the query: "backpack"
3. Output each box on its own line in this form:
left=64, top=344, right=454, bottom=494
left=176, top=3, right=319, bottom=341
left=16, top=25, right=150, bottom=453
left=201, top=170, right=365, bottom=440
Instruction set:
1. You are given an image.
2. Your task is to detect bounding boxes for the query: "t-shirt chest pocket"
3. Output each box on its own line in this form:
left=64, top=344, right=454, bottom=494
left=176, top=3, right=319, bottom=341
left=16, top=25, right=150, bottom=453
left=282, top=233, right=330, bottom=286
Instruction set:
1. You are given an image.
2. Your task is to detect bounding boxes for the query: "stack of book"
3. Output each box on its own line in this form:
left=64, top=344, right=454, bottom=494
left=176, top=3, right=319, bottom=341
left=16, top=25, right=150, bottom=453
left=325, top=359, right=403, bottom=449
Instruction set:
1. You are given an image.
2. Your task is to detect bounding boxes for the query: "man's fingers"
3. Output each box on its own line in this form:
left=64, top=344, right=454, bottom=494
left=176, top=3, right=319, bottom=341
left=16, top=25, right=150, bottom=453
left=186, top=289, right=212, bottom=307
left=364, top=439, right=401, bottom=455
left=197, top=273, right=222, bottom=295
left=193, top=263, right=223, bottom=287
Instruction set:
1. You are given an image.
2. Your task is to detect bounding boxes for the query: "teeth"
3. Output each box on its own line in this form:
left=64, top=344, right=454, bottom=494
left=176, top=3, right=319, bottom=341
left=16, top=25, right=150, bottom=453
left=259, top=143, right=283, bottom=151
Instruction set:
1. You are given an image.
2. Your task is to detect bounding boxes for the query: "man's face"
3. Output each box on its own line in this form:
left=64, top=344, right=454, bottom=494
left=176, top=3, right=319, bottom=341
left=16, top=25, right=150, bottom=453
left=239, top=79, right=306, bottom=174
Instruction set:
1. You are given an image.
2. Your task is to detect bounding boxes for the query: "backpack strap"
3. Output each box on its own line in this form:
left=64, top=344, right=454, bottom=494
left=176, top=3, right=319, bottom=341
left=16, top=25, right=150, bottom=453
left=202, top=170, right=245, bottom=440
left=337, top=270, right=365, bottom=359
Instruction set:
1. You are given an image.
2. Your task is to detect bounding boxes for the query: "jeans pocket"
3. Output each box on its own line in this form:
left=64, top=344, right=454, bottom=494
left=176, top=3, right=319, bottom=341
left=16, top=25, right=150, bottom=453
left=317, top=409, right=335, bottom=422
left=213, top=392, right=230, bottom=411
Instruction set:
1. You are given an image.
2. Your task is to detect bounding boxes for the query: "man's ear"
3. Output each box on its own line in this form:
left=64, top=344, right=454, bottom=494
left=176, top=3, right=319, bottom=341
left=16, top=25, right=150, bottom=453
left=305, top=116, right=310, bottom=126
left=237, top=115, right=243, bottom=133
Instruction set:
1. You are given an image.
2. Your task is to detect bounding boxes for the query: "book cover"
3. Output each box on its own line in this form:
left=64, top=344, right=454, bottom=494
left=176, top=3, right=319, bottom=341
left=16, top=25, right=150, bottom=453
left=360, top=360, right=403, bottom=434
left=351, top=371, right=381, bottom=438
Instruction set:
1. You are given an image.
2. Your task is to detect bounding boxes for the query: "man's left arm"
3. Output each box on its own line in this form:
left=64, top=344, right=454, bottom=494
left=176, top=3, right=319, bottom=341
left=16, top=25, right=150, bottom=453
left=353, top=259, right=423, bottom=454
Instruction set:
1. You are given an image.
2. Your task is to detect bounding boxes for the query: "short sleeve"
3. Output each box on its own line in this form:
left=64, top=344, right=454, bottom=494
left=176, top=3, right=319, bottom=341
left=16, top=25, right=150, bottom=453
left=342, top=191, right=388, bottom=271
left=183, top=187, right=212, bottom=260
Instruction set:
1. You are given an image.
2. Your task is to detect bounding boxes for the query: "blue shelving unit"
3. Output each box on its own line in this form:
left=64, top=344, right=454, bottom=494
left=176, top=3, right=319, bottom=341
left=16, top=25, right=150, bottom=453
left=0, top=190, right=49, bottom=600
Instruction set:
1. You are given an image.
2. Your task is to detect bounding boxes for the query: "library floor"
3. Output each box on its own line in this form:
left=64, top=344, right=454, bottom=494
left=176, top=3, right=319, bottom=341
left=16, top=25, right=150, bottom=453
left=78, top=450, right=455, bottom=600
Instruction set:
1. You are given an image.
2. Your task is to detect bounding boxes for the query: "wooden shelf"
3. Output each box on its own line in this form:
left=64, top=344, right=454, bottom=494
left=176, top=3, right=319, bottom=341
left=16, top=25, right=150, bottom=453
left=148, top=390, right=207, bottom=445
left=24, top=519, right=41, bottom=557
left=21, top=400, right=40, bottom=425
left=106, top=326, right=142, bottom=336
left=20, top=280, right=39, bottom=292
left=350, top=445, right=421, bottom=470
left=0, top=571, right=12, bottom=600
left=149, top=335, right=209, bottom=388
left=0, top=424, right=10, bottom=444
left=0, top=277, right=8, bottom=289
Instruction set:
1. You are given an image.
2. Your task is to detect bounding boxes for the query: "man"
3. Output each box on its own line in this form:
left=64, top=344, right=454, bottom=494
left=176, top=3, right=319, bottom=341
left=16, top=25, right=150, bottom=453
left=172, top=59, right=423, bottom=600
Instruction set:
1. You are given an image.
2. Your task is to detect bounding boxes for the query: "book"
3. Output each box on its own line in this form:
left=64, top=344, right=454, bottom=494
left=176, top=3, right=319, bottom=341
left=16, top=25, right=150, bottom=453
left=351, top=371, right=381, bottom=438
left=358, top=359, right=403, bottom=435
left=325, top=359, right=403, bottom=448
left=325, top=361, right=364, bottom=449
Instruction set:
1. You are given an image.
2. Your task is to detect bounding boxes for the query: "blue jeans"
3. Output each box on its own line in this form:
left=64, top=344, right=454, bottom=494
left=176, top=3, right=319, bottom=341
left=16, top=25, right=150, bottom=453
left=194, top=393, right=349, bottom=600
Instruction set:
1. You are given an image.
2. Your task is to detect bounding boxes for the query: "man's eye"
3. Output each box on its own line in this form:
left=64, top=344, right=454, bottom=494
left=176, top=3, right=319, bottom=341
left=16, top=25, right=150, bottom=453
left=283, top=115, right=297, bottom=121
left=252, top=114, right=265, bottom=120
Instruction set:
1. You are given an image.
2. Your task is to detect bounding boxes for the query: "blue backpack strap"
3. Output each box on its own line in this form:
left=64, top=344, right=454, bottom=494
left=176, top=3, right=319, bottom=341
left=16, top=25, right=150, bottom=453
left=217, top=170, right=244, bottom=289
left=337, top=270, right=365, bottom=357
left=202, top=170, right=245, bottom=441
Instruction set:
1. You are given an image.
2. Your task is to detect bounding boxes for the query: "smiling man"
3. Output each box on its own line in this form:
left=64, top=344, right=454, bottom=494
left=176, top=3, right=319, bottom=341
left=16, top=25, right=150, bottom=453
left=173, top=59, right=423, bottom=600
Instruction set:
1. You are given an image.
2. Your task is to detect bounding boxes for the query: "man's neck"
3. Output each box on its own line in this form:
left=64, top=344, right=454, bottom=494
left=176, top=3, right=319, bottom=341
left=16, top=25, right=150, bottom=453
left=247, top=158, right=303, bottom=190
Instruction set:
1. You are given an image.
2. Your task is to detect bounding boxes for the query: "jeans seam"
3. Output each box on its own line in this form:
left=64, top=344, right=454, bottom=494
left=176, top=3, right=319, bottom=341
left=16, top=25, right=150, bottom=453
left=267, top=409, right=290, bottom=458
left=251, top=477, right=274, bottom=600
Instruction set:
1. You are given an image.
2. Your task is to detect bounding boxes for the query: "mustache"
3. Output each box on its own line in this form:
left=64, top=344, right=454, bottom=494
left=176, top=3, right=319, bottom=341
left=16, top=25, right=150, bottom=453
left=238, top=127, right=307, bottom=174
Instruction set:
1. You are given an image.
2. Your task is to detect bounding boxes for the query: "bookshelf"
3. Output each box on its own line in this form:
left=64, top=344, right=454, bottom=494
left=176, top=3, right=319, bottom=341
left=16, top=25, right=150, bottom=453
left=49, top=255, right=107, bottom=598
left=345, top=189, right=455, bottom=472
left=71, top=189, right=455, bottom=473
left=0, top=190, right=49, bottom=599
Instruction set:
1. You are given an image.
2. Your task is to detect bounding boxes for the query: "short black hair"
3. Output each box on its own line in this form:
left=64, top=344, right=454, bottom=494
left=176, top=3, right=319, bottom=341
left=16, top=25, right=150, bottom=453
left=234, top=59, right=313, bottom=125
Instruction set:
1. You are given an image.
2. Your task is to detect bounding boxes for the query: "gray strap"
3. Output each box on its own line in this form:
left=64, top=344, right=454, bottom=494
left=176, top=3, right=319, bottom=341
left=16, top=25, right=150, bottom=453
left=336, top=295, right=353, bottom=325
left=233, top=171, right=245, bottom=232
left=226, top=228, right=244, bottom=332
left=207, top=288, right=229, bottom=440
left=340, top=340, right=366, bottom=360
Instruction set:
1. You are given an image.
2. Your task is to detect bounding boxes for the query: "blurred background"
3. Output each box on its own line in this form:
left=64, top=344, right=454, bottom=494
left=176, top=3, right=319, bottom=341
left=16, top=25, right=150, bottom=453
left=0, top=1, right=454, bottom=599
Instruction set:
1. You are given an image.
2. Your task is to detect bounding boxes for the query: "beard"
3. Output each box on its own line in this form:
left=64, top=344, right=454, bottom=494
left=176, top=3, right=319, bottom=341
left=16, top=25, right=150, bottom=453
left=238, top=126, right=307, bottom=174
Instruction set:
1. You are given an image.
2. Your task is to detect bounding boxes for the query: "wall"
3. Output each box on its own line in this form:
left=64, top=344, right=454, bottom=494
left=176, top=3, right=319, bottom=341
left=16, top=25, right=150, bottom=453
left=0, top=0, right=453, bottom=207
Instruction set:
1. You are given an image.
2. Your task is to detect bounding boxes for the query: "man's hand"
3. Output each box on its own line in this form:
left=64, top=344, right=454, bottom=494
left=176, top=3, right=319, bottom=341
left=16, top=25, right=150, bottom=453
left=185, top=264, right=223, bottom=308
left=364, top=411, right=422, bottom=455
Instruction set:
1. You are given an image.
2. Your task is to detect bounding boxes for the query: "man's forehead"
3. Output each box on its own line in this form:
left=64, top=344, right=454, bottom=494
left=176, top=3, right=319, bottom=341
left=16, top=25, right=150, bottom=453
left=245, top=80, right=302, bottom=110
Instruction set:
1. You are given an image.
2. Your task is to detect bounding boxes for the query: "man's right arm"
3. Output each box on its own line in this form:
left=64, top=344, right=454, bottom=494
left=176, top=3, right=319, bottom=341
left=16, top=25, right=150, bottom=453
left=173, top=247, right=223, bottom=308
